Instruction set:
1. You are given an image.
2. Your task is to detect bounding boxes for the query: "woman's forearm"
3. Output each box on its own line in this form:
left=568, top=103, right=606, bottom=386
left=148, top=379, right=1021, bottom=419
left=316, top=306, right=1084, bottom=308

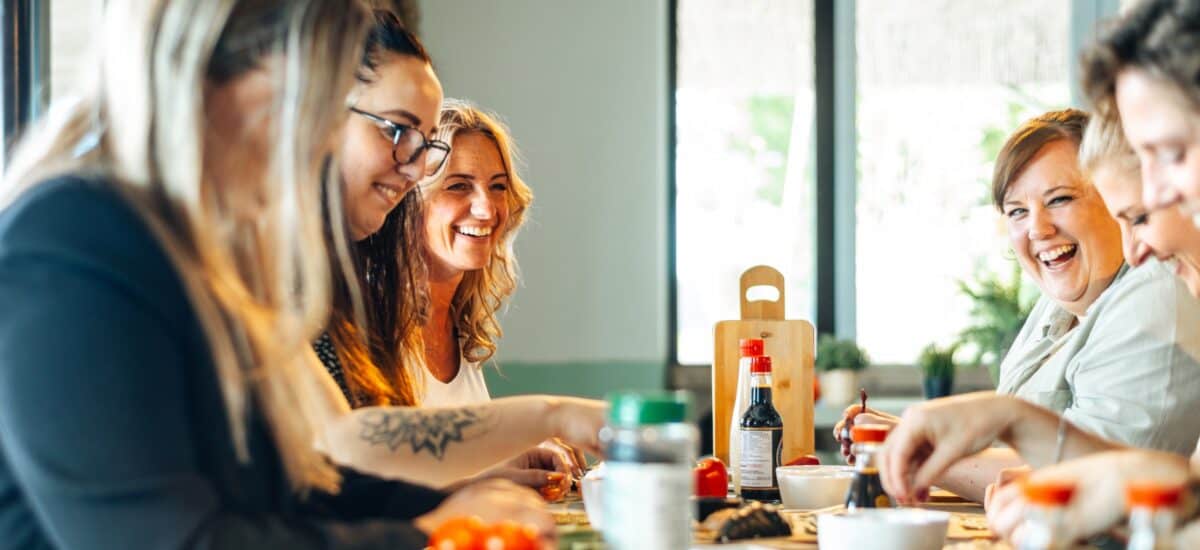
left=1001, top=401, right=1124, bottom=466
left=320, top=395, right=602, bottom=487
left=935, top=448, right=1026, bottom=503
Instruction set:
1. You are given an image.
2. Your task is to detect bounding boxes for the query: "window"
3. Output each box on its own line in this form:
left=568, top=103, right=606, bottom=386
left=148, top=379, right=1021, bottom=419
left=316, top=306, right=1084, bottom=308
left=674, top=0, right=1115, bottom=367
left=674, top=0, right=816, bottom=365
left=854, top=0, right=1070, bottom=363
left=50, top=0, right=96, bottom=103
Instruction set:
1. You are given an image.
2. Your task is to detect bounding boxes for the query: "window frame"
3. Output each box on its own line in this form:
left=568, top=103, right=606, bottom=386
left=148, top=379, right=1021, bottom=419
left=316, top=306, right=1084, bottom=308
left=668, top=0, right=1121, bottom=370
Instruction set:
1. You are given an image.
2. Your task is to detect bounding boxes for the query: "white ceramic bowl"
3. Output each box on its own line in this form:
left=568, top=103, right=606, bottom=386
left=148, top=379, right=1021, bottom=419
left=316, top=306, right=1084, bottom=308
left=817, top=509, right=950, bottom=550
left=580, top=464, right=605, bottom=530
left=776, top=465, right=855, bottom=510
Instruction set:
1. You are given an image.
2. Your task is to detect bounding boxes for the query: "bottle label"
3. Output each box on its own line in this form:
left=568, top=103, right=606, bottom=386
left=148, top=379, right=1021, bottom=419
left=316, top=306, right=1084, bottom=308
left=601, top=463, right=692, bottom=550
left=739, top=427, right=782, bottom=488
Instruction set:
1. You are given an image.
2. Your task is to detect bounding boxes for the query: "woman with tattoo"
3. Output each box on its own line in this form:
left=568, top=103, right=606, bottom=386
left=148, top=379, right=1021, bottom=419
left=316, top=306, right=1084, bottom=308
left=312, top=11, right=604, bottom=490
left=0, top=1, right=554, bottom=547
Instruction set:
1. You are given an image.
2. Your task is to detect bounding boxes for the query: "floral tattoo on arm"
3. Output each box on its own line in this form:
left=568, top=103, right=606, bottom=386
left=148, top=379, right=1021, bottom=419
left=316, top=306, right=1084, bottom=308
left=358, top=406, right=496, bottom=460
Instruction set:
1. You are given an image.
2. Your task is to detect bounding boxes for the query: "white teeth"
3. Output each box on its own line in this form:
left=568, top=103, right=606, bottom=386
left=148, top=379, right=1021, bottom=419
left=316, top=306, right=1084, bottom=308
left=1038, top=244, right=1075, bottom=262
left=456, top=226, right=493, bottom=237
left=375, top=184, right=398, bottom=201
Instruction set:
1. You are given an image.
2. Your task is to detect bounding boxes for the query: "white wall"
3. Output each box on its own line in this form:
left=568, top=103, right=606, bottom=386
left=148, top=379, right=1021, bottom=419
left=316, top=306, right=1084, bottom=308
left=417, top=0, right=670, bottom=364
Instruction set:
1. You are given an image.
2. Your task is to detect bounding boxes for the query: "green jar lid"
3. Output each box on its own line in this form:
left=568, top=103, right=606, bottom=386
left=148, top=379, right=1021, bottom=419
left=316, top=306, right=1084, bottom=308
left=606, top=391, right=691, bottom=426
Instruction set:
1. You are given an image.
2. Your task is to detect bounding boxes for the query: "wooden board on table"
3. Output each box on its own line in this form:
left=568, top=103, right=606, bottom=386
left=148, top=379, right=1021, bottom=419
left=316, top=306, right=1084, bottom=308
left=712, top=266, right=815, bottom=466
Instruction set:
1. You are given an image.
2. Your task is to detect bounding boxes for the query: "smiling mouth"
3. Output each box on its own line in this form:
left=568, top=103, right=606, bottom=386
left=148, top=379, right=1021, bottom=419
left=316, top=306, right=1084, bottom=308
left=456, top=225, right=493, bottom=238
left=1037, top=244, right=1078, bottom=268
left=373, top=182, right=402, bottom=203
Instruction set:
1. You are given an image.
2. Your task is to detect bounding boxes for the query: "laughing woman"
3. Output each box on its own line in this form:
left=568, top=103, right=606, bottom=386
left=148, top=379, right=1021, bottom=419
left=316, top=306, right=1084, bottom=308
left=313, top=14, right=599, bottom=492
left=417, top=99, right=532, bottom=407
left=838, top=108, right=1200, bottom=502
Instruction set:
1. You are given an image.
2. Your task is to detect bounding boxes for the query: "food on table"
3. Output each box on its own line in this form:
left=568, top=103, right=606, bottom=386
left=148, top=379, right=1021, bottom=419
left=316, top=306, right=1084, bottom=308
left=785, top=454, right=821, bottom=466
left=538, top=482, right=565, bottom=503
left=694, top=456, right=729, bottom=498
left=428, top=516, right=539, bottom=550
left=839, top=388, right=868, bottom=464
left=700, top=501, right=792, bottom=542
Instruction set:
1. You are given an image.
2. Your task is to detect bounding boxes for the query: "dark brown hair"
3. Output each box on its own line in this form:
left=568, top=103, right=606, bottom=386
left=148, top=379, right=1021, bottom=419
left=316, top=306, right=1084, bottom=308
left=1082, top=0, right=1200, bottom=120
left=991, top=109, right=1091, bottom=211
left=326, top=10, right=433, bottom=407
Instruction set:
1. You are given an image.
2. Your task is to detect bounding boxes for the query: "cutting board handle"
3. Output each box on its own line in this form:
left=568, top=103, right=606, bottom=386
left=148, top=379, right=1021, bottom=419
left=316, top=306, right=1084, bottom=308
left=740, top=265, right=785, bottom=321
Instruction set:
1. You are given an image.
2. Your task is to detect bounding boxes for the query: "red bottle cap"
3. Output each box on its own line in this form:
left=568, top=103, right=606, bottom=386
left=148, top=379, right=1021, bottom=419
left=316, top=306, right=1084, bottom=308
left=739, top=338, right=764, bottom=357
left=850, top=424, right=889, bottom=443
left=1022, top=480, right=1075, bottom=506
left=749, top=355, right=772, bottom=373
left=1127, top=482, right=1183, bottom=509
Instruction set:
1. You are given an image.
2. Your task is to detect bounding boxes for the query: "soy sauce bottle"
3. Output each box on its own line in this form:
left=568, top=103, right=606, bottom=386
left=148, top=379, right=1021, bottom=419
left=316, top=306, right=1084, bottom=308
left=844, top=424, right=892, bottom=510
left=738, top=355, right=783, bottom=502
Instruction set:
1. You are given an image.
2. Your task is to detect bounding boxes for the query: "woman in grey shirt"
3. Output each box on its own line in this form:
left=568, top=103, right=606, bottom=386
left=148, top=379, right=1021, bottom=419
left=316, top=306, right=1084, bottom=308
left=838, top=108, right=1200, bottom=502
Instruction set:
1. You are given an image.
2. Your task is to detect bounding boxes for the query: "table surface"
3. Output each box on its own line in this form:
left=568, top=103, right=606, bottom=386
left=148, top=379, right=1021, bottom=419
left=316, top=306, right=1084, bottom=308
left=554, top=491, right=1007, bottom=549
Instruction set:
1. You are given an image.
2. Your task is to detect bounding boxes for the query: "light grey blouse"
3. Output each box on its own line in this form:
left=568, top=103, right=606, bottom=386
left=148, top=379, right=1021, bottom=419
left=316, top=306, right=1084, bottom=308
left=997, top=260, right=1200, bottom=455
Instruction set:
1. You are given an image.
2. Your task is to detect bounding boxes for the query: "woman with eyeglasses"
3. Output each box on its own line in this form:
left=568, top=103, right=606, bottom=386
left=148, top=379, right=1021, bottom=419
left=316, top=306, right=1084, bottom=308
left=0, top=1, right=558, bottom=548
left=312, top=12, right=602, bottom=493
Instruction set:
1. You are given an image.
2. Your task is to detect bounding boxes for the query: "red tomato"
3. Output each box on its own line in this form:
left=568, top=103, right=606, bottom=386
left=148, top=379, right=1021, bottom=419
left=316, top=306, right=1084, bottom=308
left=538, top=483, right=565, bottom=502
left=785, top=454, right=821, bottom=466
left=694, top=456, right=729, bottom=498
left=813, top=375, right=822, bottom=402
left=481, top=521, right=539, bottom=550
left=429, top=516, right=485, bottom=550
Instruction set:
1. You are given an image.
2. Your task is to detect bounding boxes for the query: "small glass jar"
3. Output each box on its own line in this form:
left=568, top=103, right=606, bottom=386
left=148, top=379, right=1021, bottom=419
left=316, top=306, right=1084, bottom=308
left=599, top=391, right=698, bottom=550
left=1017, top=480, right=1075, bottom=550
left=1127, top=481, right=1183, bottom=550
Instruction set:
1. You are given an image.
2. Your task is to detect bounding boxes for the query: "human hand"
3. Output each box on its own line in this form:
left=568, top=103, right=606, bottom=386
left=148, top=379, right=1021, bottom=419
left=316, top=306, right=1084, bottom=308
left=544, top=396, right=607, bottom=457
left=877, top=392, right=1026, bottom=504
left=987, top=450, right=1189, bottom=544
left=416, top=478, right=555, bottom=545
left=833, top=405, right=899, bottom=464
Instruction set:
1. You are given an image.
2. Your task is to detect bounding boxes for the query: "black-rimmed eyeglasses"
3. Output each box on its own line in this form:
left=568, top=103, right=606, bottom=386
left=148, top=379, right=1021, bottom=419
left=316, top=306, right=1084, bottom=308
left=349, top=107, right=451, bottom=176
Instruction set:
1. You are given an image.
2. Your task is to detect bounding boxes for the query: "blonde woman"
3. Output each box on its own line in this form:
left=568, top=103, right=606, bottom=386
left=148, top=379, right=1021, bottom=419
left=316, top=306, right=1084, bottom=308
left=0, top=1, right=558, bottom=547
left=312, top=16, right=603, bottom=494
left=417, top=98, right=532, bottom=407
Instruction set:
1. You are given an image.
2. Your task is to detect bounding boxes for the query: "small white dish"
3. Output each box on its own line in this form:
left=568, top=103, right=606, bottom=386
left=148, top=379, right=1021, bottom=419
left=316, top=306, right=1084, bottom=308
left=775, top=465, right=854, bottom=510
left=817, top=508, right=950, bottom=550
left=580, top=463, right=605, bottom=530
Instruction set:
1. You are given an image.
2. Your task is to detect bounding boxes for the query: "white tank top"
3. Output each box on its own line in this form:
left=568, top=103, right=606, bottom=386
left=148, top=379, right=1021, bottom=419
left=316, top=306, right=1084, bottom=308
left=420, top=357, right=491, bottom=406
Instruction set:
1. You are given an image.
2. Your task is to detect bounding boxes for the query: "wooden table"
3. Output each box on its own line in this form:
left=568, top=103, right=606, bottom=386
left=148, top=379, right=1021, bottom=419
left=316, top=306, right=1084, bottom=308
left=553, top=492, right=1004, bottom=549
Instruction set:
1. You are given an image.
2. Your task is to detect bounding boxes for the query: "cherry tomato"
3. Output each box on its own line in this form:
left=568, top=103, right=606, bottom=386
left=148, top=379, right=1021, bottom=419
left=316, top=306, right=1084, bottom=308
left=813, top=375, right=822, bottom=402
left=785, top=454, right=821, bottom=466
left=481, top=521, right=539, bottom=550
left=538, top=483, right=565, bottom=502
left=429, top=516, right=485, bottom=550
left=694, top=456, right=729, bottom=498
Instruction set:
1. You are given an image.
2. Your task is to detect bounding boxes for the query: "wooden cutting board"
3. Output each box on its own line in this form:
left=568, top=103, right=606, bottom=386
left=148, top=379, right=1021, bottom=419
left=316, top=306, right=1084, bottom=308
left=712, top=265, right=815, bottom=465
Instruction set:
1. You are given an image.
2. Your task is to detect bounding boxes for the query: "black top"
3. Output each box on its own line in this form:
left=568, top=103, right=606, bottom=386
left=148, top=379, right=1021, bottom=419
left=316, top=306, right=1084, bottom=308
left=0, top=176, right=445, bottom=549
left=313, top=332, right=354, bottom=403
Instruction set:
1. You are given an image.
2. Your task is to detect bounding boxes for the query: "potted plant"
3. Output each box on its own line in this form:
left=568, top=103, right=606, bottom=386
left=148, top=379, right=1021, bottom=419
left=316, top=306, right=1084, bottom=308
left=815, top=335, right=869, bottom=406
left=916, top=343, right=958, bottom=399
left=957, top=262, right=1038, bottom=383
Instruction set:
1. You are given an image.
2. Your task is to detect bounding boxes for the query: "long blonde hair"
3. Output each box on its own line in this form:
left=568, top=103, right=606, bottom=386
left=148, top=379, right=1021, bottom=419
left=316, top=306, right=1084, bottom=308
left=421, top=99, right=534, bottom=366
left=1, top=0, right=369, bottom=493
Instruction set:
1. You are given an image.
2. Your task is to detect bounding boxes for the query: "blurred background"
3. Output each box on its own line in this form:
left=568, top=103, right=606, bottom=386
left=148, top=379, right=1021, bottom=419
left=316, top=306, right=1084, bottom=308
left=7, top=0, right=1132, bottom=440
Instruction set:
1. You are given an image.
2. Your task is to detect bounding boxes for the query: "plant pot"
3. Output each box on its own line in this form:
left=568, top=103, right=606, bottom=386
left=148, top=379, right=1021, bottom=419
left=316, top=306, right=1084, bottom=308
left=819, top=369, right=860, bottom=407
left=922, top=375, right=954, bottom=399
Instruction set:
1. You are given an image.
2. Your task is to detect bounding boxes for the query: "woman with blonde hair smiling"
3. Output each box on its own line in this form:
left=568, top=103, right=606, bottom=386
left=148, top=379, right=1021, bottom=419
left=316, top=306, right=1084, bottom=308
left=310, top=17, right=601, bottom=496
left=417, top=98, right=533, bottom=407
left=0, top=1, right=559, bottom=547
